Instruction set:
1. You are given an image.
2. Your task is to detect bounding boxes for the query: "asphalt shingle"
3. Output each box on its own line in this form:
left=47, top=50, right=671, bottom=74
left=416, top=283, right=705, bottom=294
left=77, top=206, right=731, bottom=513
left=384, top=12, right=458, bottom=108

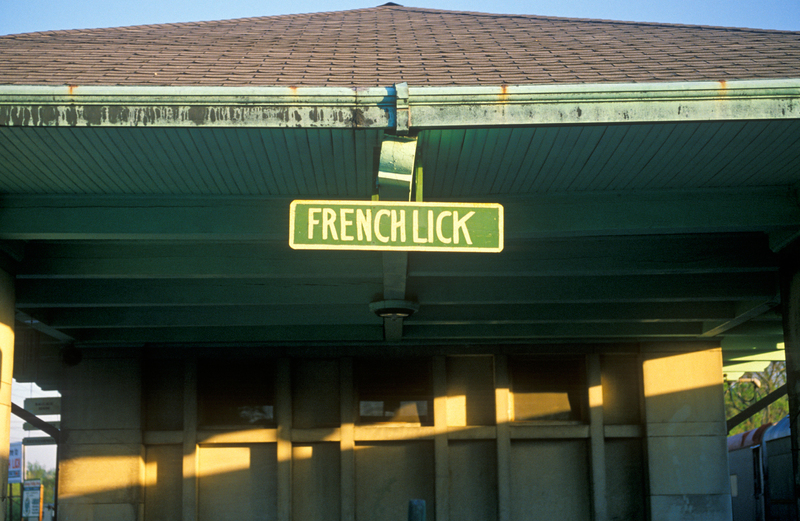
left=1, top=4, right=799, bottom=87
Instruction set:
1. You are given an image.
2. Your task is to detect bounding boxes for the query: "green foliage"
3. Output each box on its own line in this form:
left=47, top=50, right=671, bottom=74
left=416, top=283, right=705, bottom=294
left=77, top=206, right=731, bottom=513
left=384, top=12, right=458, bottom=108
left=726, top=361, right=788, bottom=435
left=25, top=461, right=56, bottom=505
left=7, top=482, right=21, bottom=520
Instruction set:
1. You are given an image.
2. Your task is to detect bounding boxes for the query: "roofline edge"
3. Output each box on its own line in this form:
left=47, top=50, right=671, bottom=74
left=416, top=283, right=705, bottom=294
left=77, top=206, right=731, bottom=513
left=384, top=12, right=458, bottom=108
left=1, top=79, right=798, bottom=128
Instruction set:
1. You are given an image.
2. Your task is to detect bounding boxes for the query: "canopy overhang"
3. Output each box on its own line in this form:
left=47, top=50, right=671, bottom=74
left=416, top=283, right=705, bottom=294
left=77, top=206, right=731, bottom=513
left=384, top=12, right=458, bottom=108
left=1, top=78, right=799, bottom=380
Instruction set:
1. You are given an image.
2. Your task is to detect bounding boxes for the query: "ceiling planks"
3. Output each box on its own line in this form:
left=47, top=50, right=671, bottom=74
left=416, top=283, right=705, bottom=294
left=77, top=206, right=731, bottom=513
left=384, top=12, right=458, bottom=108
left=1, top=114, right=799, bottom=348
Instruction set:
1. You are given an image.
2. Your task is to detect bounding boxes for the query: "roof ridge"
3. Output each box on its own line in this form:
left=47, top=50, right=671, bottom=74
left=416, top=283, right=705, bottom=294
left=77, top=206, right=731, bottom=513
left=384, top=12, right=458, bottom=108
left=370, top=3, right=800, bottom=33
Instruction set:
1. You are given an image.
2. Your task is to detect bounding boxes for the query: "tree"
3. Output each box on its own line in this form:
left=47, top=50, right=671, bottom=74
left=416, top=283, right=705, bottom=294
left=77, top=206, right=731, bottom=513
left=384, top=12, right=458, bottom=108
left=25, top=462, right=56, bottom=505
left=725, top=361, right=789, bottom=435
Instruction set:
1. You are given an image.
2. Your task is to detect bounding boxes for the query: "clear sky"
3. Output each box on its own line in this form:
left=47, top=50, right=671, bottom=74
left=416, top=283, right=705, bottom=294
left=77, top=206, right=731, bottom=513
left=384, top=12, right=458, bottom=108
left=1, top=0, right=799, bottom=35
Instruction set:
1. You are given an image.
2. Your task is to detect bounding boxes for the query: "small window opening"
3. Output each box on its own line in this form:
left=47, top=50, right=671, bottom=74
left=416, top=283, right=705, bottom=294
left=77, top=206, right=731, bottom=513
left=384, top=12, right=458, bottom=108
left=355, top=358, right=433, bottom=425
left=510, top=357, right=587, bottom=422
left=198, top=359, right=276, bottom=427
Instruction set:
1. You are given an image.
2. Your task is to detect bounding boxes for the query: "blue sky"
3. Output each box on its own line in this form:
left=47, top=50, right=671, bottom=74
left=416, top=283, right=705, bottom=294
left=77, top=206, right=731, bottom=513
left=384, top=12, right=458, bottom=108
left=1, top=0, right=799, bottom=35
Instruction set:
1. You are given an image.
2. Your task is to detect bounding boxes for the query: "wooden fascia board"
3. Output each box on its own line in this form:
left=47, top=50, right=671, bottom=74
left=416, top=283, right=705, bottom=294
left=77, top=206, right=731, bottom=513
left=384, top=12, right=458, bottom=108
left=406, top=79, right=800, bottom=127
left=0, top=85, right=396, bottom=128
left=1, top=79, right=799, bottom=129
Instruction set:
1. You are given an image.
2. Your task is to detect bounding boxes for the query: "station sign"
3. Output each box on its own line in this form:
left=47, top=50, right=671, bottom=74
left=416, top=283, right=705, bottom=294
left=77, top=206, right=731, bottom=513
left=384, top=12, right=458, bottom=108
left=23, top=421, right=60, bottom=431
left=22, top=437, right=57, bottom=446
left=24, top=397, right=60, bottom=415
left=290, top=200, right=503, bottom=252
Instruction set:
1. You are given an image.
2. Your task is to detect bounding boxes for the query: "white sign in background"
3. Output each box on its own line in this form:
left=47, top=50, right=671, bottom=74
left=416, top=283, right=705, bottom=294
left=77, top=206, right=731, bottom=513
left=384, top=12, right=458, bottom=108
left=22, top=479, right=41, bottom=518
left=8, top=441, right=23, bottom=484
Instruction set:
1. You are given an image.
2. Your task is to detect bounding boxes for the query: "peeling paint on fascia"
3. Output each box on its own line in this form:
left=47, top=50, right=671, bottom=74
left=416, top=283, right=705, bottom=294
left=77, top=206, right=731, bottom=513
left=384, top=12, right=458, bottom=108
left=0, top=104, right=394, bottom=128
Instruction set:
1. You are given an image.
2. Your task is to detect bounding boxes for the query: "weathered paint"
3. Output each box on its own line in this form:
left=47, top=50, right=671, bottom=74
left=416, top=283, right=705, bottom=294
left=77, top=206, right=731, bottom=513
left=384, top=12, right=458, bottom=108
left=407, top=79, right=800, bottom=127
left=0, top=79, right=799, bottom=128
left=0, top=104, right=392, bottom=128
left=0, top=85, right=396, bottom=128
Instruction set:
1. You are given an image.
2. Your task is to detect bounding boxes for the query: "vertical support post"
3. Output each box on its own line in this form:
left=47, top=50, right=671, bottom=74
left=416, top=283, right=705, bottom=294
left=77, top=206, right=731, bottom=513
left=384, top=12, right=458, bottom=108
left=0, top=269, right=15, bottom=520
left=182, top=358, right=198, bottom=521
left=414, top=162, right=424, bottom=203
left=642, top=343, right=731, bottom=520
left=276, top=358, right=292, bottom=521
left=382, top=252, right=409, bottom=342
left=376, top=135, right=418, bottom=342
left=340, top=358, right=356, bottom=521
left=494, top=355, right=511, bottom=521
left=781, top=250, right=800, bottom=519
left=433, top=356, right=449, bottom=521
left=588, top=354, right=608, bottom=521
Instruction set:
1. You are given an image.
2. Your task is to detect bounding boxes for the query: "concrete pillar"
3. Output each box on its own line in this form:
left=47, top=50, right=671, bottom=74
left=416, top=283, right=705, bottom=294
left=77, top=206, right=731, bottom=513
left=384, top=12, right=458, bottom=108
left=781, top=250, right=800, bottom=518
left=57, top=352, right=144, bottom=521
left=0, top=270, right=14, bottom=520
left=642, top=343, right=732, bottom=521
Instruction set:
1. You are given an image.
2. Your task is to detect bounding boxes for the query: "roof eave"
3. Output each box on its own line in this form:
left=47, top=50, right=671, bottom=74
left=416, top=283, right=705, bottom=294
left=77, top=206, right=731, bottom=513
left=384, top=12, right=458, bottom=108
left=1, top=79, right=799, bottom=129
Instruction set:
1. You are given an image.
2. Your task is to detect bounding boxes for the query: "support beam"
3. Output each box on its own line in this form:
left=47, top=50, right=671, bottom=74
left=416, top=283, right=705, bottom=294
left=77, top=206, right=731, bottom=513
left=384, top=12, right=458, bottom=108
left=34, top=302, right=763, bottom=330
left=726, top=384, right=788, bottom=433
left=15, top=272, right=776, bottom=308
left=702, top=300, right=780, bottom=337
left=1, top=188, right=797, bottom=241
left=376, top=135, right=418, bottom=341
left=10, top=403, right=60, bottom=440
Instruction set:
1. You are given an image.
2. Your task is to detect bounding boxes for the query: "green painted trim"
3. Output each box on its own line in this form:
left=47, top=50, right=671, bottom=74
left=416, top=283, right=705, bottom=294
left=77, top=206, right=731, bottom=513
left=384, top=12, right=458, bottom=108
left=1, top=79, right=798, bottom=128
left=407, top=79, right=800, bottom=126
left=0, top=85, right=396, bottom=128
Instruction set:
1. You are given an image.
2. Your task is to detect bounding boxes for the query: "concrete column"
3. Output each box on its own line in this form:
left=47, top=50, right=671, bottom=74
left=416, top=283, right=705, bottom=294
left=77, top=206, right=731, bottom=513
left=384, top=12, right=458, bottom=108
left=494, top=355, right=511, bottom=521
left=0, top=270, right=15, bottom=520
left=340, top=358, right=355, bottom=521
left=183, top=359, right=198, bottom=521
left=587, top=354, right=607, bottom=521
left=781, top=251, right=800, bottom=518
left=433, top=356, right=449, bottom=521
left=58, top=352, right=144, bottom=521
left=642, top=343, right=732, bottom=521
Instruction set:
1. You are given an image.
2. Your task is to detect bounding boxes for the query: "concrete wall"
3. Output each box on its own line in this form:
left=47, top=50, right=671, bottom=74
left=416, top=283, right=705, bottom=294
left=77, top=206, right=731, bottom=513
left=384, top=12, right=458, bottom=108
left=53, top=344, right=732, bottom=521
left=58, top=354, right=143, bottom=521
left=642, top=344, right=732, bottom=521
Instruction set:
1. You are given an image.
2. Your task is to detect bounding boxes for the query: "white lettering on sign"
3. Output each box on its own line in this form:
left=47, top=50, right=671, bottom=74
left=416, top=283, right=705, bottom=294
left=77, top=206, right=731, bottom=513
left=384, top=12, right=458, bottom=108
left=306, top=207, right=475, bottom=245
left=454, top=211, right=475, bottom=244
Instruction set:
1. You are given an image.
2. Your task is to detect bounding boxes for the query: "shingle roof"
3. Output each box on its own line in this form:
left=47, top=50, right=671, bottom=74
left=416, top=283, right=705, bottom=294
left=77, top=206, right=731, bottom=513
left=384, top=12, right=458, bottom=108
left=1, top=4, right=799, bottom=87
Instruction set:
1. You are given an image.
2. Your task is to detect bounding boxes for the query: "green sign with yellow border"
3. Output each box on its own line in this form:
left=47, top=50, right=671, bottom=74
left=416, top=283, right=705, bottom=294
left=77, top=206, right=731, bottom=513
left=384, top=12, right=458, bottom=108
left=290, top=200, right=503, bottom=252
